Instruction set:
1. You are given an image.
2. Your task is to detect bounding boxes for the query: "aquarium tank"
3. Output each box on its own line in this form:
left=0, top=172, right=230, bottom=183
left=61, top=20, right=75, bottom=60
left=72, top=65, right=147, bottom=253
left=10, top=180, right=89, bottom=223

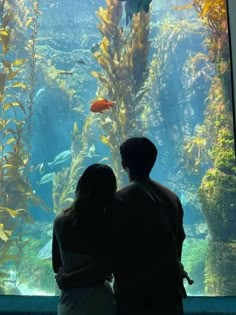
left=0, top=0, right=235, bottom=296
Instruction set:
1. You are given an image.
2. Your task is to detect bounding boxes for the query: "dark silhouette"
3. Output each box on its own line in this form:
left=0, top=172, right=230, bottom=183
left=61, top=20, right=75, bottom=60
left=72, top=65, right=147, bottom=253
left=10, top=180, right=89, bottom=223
left=52, top=163, right=117, bottom=315
left=56, top=137, right=187, bottom=315
left=105, top=137, right=186, bottom=315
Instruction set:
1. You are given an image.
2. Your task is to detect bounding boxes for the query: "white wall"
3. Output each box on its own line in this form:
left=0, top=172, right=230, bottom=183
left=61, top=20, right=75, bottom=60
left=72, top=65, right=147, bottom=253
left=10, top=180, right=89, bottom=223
left=227, top=0, right=236, bottom=140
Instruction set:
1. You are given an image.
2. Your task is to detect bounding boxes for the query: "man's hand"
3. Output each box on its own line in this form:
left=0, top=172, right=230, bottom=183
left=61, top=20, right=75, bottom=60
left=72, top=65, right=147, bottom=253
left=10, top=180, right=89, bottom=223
left=55, top=267, right=70, bottom=290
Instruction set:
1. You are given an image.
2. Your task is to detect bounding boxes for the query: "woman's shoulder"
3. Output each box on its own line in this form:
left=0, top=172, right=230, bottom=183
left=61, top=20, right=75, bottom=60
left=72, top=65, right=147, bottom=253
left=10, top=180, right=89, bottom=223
left=54, top=208, right=72, bottom=226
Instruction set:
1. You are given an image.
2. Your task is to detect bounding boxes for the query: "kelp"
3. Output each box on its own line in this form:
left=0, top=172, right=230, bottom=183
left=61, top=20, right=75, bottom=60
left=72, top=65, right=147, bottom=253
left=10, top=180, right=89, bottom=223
left=91, top=0, right=151, bottom=185
left=177, top=0, right=229, bottom=70
left=0, top=0, right=48, bottom=237
left=183, top=132, right=209, bottom=174
left=177, top=0, right=236, bottom=295
left=24, top=0, right=41, bottom=178
left=0, top=0, right=50, bottom=292
left=52, top=115, right=99, bottom=214
left=0, top=0, right=27, bottom=242
left=147, top=16, right=202, bottom=129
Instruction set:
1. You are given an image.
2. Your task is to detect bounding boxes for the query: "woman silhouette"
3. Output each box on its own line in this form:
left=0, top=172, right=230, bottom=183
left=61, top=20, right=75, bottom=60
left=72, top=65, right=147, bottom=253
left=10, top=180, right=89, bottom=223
left=52, top=163, right=117, bottom=315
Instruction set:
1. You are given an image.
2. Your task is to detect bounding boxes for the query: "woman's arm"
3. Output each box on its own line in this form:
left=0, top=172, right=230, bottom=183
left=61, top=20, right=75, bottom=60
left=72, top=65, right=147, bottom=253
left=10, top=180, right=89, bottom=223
left=52, top=227, right=62, bottom=274
left=55, top=255, right=112, bottom=289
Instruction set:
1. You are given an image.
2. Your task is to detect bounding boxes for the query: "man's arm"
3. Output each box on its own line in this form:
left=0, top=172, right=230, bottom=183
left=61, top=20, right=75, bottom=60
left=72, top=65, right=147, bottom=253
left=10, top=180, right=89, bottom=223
left=176, top=197, right=186, bottom=260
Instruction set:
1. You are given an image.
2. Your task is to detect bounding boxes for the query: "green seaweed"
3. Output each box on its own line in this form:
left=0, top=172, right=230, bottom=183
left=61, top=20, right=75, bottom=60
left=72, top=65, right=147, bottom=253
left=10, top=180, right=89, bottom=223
left=91, top=0, right=151, bottom=186
left=52, top=116, right=98, bottom=214
left=182, top=238, right=208, bottom=295
left=0, top=0, right=51, bottom=291
left=178, top=0, right=236, bottom=295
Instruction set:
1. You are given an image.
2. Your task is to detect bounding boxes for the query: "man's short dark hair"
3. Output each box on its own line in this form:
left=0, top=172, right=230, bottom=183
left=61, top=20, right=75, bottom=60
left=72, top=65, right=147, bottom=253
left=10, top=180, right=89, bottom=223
left=120, top=137, right=158, bottom=175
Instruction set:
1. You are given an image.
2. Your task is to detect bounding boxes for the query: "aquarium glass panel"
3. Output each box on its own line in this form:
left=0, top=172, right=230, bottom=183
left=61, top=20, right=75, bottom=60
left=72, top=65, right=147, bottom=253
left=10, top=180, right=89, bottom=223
left=0, top=0, right=235, bottom=296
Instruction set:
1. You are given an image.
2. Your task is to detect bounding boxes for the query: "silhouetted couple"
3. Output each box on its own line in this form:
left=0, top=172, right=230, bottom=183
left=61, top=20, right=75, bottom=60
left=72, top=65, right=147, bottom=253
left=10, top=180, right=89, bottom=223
left=52, top=137, right=186, bottom=315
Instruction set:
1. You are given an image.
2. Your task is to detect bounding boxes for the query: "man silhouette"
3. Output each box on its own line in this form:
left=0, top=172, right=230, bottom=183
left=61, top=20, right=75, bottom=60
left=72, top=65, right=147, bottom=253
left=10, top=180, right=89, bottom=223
left=105, top=137, right=186, bottom=315
left=55, top=137, right=186, bottom=315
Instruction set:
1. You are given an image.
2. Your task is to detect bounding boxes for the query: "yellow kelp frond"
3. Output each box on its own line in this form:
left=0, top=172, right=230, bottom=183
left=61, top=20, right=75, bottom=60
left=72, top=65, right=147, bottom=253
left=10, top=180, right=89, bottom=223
left=0, top=207, right=20, bottom=218
left=100, top=36, right=110, bottom=56
left=97, top=0, right=122, bottom=38
left=0, top=118, right=11, bottom=130
left=183, top=135, right=210, bottom=173
left=105, top=0, right=122, bottom=25
left=193, top=0, right=227, bottom=33
left=0, top=28, right=8, bottom=36
left=11, top=82, right=27, bottom=89
left=3, top=101, right=26, bottom=114
left=100, top=134, right=113, bottom=148
left=1, top=27, right=11, bottom=54
left=97, top=7, right=114, bottom=33
left=12, top=58, right=26, bottom=66
left=0, top=224, right=9, bottom=242
left=172, top=3, right=193, bottom=10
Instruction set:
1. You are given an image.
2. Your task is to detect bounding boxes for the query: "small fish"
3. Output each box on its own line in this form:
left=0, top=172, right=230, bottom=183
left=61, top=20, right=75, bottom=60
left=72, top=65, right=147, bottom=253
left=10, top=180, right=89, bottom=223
left=90, top=99, right=115, bottom=113
left=37, top=239, right=52, bottom=260
left=97, top=157, right=109, bottom=164
left=77, top=59, right=86, bottom=65
left=34, top=162, right=45, bottom=175
left=120, top=0, right=152, bottom=25
left=57, top=71, right=73, bottom=75
left=48, top=150, right=72, bottom=167
left=88, top=144, right=99, bottom=158
left=34, top=87, right=45, bottom=100
left=91, top=43, right=100, bottom=54
left=39, top=172, right=55, bottom=185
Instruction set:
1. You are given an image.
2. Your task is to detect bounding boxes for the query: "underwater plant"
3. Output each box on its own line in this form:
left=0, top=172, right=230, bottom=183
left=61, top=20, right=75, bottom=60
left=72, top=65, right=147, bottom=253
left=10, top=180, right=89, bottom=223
left=176, top=0, right=230, bottom=90
left=52, top=115, right=99, bottom=215
left=177, top=0, right=236, bottom=295
left=142, top=4, right=206, bottom=196
left=0, top=0, right=28, bottom=240
left=0, top=0, right=50, bottom=293
left=183, top=129, right=210, bottom=174
left=90, top=0, right=151, bottom=186
left=182, top=238, right=208, bottom=295
left=148, top=16, right=202, bottom=126
left=24, top=0, right=41, bottom=178
left=198, top=80, right=236, bottom=294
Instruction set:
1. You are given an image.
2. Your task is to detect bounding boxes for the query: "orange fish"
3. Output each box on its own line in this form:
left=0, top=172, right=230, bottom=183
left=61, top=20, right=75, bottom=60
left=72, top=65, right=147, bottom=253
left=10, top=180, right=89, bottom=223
left=90, top=99, right=114, bottom=113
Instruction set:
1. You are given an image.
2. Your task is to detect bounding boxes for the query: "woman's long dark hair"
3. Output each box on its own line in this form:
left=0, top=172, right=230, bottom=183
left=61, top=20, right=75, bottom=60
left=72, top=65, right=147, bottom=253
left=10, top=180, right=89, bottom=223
left=69, top=164, right=117, bottom=230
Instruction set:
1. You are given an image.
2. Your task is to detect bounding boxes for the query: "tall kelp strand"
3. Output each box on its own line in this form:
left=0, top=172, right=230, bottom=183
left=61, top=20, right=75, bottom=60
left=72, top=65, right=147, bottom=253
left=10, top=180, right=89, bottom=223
left=177, top=0, right=236, bottom=295
left=52, top=115, right=97, bottom=215
left=24, top=0, right=41, bottom=177
left=0, top=0, right=50, bottom=294
left=91, top=0, right=151, bottom=185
